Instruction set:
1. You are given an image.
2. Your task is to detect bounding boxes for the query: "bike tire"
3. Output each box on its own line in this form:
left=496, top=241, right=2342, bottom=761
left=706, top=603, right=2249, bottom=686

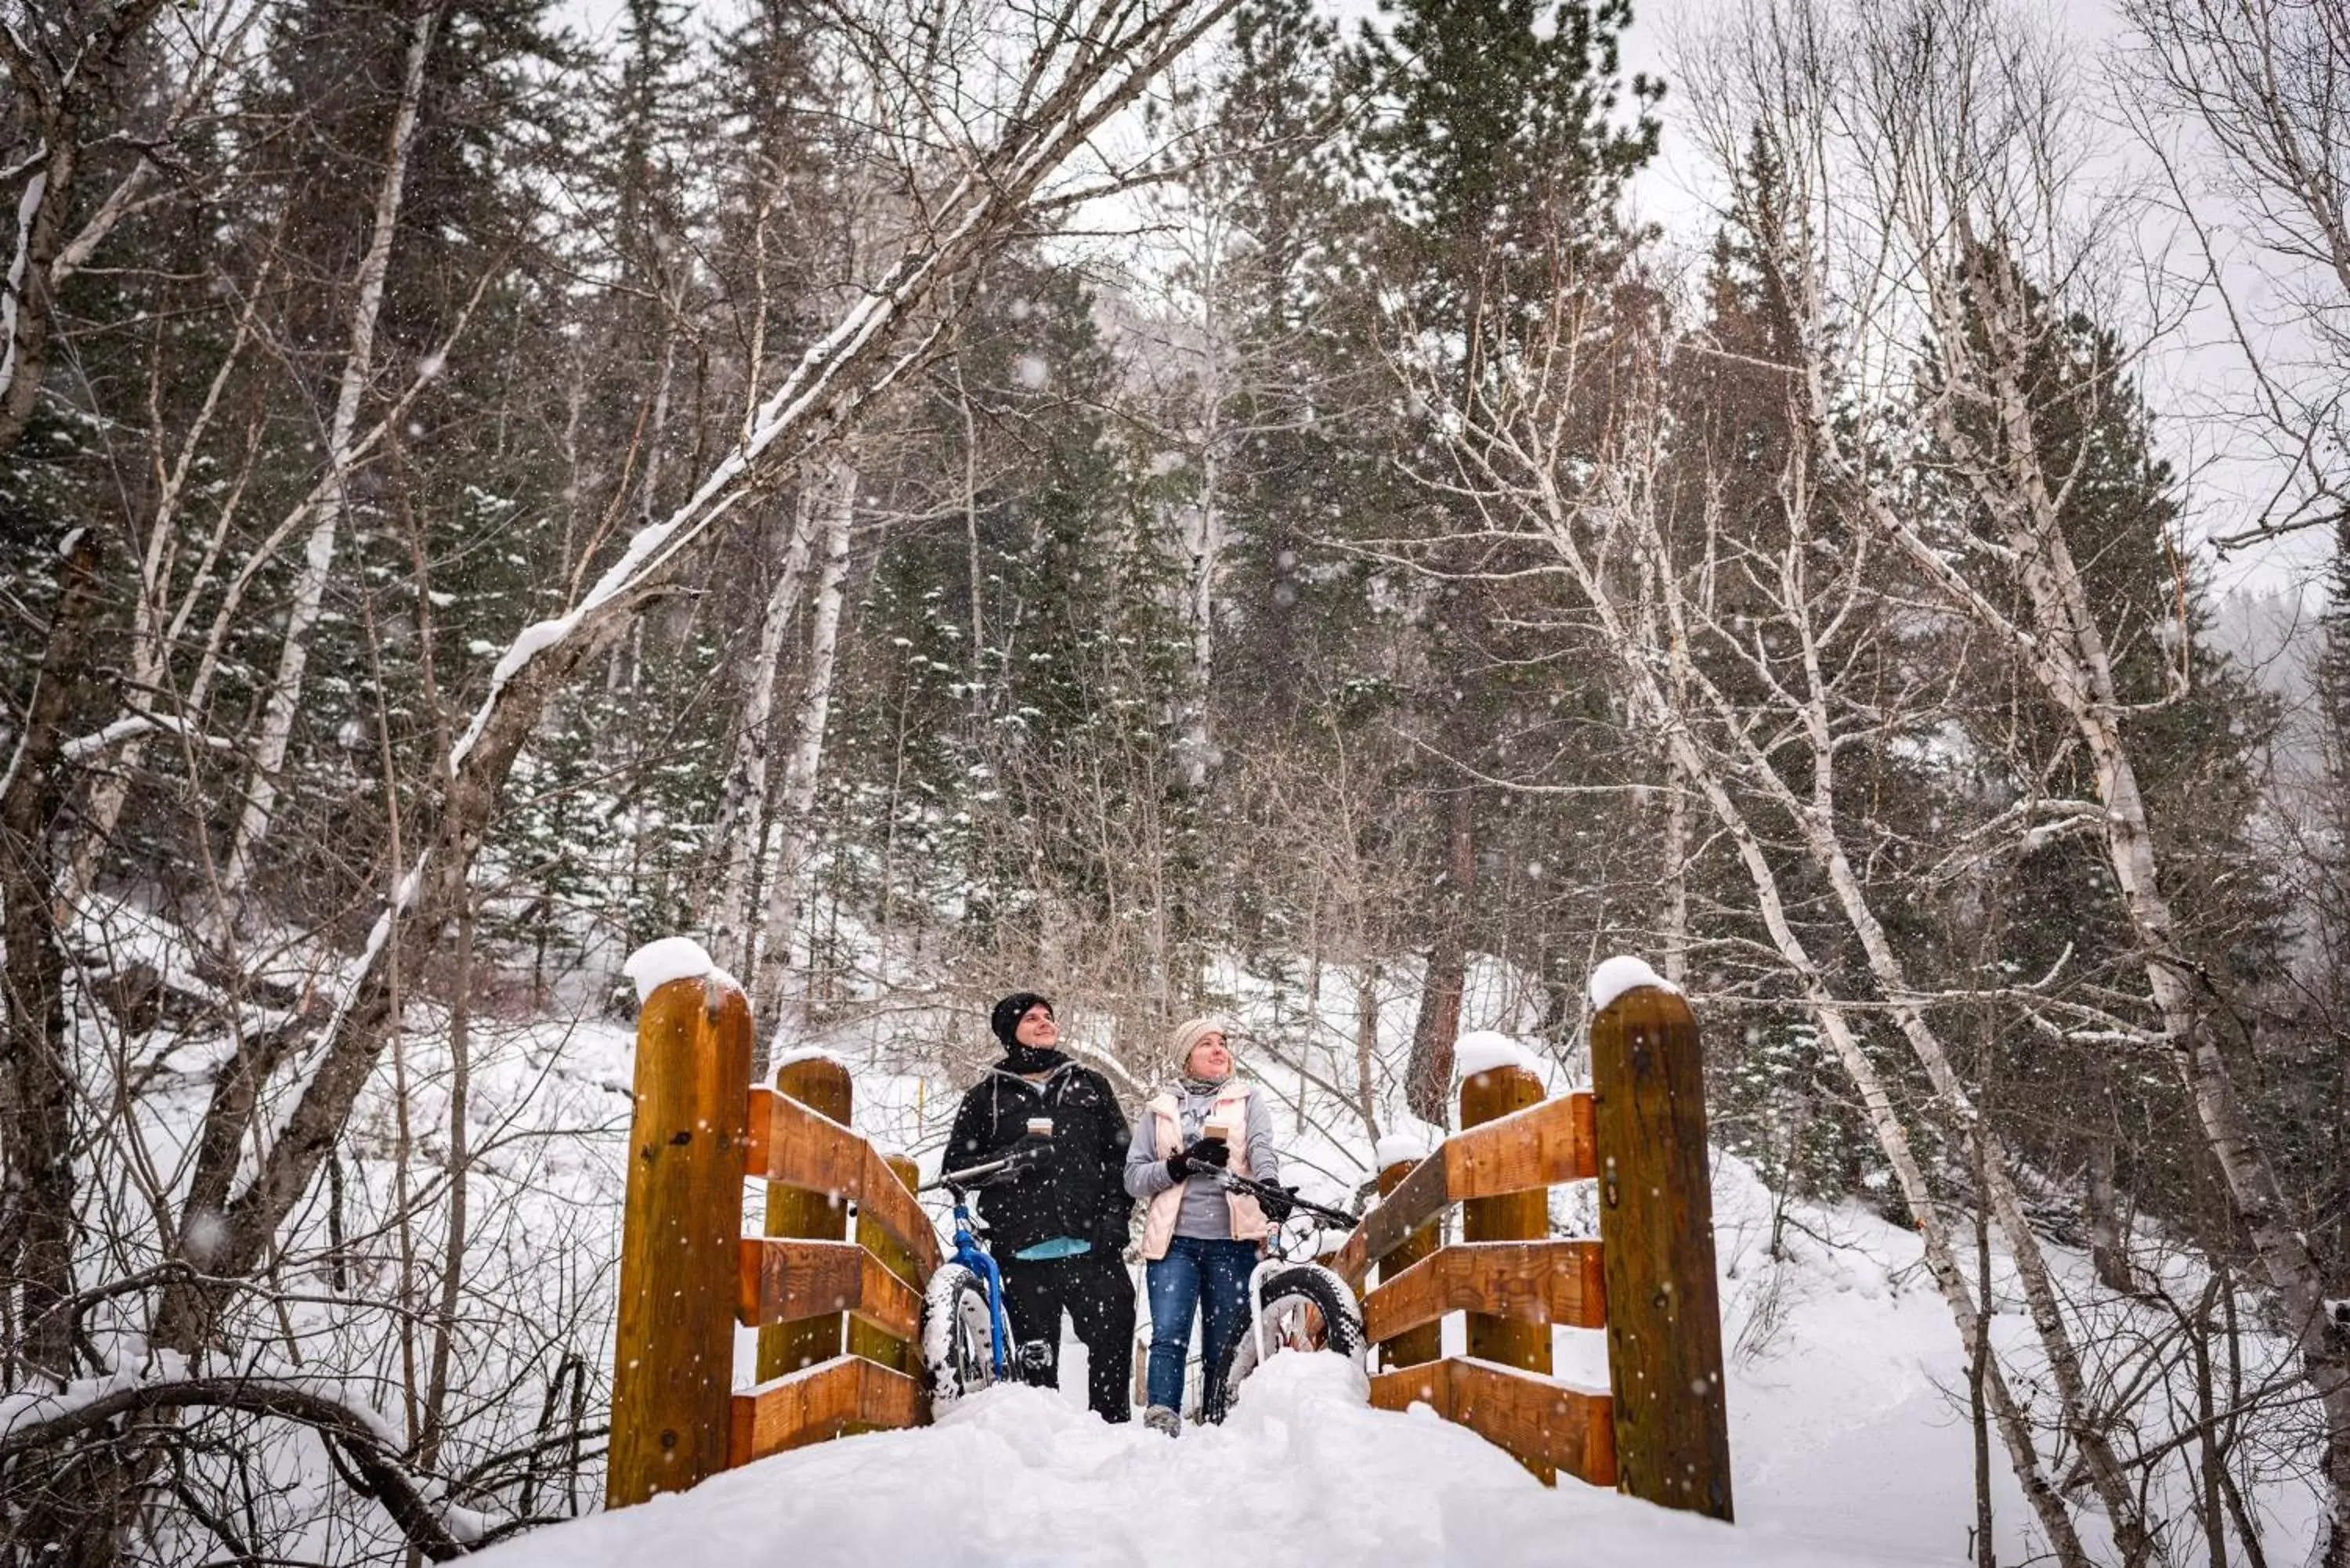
left=1212, top=1263, right=1365, bottom=1413
left=920, top=1263, right=1001, bottom=1407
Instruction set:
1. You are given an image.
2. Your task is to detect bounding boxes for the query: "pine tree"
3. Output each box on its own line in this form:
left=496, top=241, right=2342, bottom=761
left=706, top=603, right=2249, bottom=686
left=1345, top=0, right=1660, bottom=1118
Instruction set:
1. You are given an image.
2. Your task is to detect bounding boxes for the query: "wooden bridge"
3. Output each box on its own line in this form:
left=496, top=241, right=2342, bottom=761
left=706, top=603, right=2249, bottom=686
left=605, top=974, right=1731, bottom=1524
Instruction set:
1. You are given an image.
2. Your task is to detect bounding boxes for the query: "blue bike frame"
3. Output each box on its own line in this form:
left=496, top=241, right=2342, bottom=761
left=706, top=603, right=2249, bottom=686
left=945, top=1195, right=1018, bottom=1378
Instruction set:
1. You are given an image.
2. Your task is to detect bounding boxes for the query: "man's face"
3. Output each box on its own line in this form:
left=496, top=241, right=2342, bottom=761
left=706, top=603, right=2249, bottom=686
left=1015, top=1003, right=1058, bottom=1048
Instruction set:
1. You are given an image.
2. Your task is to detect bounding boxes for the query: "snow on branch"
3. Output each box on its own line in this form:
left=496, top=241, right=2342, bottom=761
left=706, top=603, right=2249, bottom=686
left=60, top=710, right=232, bottom=763
left=0, top=1372, right=477, bottom=1560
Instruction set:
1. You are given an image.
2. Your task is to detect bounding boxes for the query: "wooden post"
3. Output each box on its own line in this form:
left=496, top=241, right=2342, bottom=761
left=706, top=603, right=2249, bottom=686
left=1460, top=1064, right=1551, bottom=1368
left=848, top=1152, right=923, bottom=1380
left=1591, top=986, right=1734, bottom=1522
left=759, top=1054, right=853, bottom=1382
left=1373, top=1153, right=1443, bottom=1372
left=607, top=977, right=753, bottom=1508
left=1460, top=1060, right=1553, bottom=1482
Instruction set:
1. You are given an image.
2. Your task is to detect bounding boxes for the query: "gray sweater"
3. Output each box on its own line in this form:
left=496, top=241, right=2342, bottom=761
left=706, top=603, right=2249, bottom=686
left=1123, top=1079, right=1281, bottom=1241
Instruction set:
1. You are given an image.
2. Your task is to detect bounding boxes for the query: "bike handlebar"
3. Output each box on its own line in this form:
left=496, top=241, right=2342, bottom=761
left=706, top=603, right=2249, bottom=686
left=924, top=1143, right=1050, bottom=1193
left=1219, top=1170, right=1359, bottom=1230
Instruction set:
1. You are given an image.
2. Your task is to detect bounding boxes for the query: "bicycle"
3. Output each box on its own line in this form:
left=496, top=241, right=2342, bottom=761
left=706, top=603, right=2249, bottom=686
left=1199, top=1170, right=1366, bottom=1418
left=916, top=1141, right=1054, bottom=1407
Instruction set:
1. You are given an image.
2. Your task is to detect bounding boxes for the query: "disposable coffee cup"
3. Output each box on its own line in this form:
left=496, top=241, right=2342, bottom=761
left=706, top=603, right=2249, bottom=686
left=1027, top=1117, right=1054, bottom=1138
left=1202, top=1115, right=1235, bottom=1143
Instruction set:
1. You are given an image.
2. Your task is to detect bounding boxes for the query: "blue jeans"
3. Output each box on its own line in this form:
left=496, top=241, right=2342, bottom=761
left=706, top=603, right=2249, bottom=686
left=1145, top=1236, right=1256, bottom=1416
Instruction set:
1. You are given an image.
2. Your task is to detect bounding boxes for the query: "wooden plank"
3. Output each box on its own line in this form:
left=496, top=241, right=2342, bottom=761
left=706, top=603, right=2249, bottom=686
left=1448, top=1089, right=1596, bottom=1197
left=1593, top=985, right=1733, bottom=1522
left=1461, top=1065, right=1550, bottom=1406
left=756, top=1060, right=852, bottom=1383
left=1372, top=1155, right=1442, bottom=1371
left=727, top=1353, right=924, bottom=1467
left=1362, top=1240, right=1605, bottom=1346
left=1332, top=1093, right=1596, bottom=1288
left=736, top=1237, right=921, bottom=1344
left=1332, top=1149, right=1448, bottom=1288
left=855, top=1140, right=943, bottom=1279
left=607, top=977, right=754, bottom=1508
left=1369, top=1357, right=1616, bottom=1490
left=746, top=1087, right=944, bottom=1280
left=847, top=1153, right=924, bottom=1377
left=1448, top=1357, right=1618, bottom=1490
left=1368, top=1354, right=1454, bottom=1416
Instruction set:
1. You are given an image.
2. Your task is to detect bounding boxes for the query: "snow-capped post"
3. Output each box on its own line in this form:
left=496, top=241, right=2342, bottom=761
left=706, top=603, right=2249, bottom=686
left=848, top=1153, right=924, bottom=1381
left=1456, top=1035, right=1553, bottom=1480
left=1587, top=959, right=1732, bottom=1523
left=608, top=949, right=753, bottom=1509
left=759, top=1053, right=853, bottom=1383
left=1373, top=1136, right=1442, bottom=1373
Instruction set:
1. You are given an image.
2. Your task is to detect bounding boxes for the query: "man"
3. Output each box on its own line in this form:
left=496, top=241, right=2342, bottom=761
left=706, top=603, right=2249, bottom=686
left=945, top=992, right=1136, bottom=1422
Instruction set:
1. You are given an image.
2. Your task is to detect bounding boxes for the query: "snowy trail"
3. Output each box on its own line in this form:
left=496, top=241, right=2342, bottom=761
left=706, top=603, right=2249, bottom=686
left=476, top=1356, right=1894, bottom=1568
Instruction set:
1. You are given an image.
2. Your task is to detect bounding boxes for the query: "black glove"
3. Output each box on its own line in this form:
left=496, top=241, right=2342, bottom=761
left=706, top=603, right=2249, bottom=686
left=1097, top=1211, right=1133, bottom=1251
left=1167, top=1137, right=1228, bottom=1181
left=1259, top=1184, right=1298, bottom=1225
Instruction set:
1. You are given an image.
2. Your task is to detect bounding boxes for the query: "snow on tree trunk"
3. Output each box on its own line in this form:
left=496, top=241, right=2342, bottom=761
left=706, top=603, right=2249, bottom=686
left=220, top=5, right=439, bottom=900
left=751, top=457, right=857, bottom=1049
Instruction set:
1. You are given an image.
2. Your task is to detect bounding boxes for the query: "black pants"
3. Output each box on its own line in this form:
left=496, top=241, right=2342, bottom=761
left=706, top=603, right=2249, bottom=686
left=997, top=1248, right=1135, bottom=1423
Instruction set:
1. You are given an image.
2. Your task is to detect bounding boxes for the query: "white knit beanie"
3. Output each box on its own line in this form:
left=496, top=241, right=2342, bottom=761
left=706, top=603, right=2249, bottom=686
left=1169, top=1015, right=1238, bottom=1076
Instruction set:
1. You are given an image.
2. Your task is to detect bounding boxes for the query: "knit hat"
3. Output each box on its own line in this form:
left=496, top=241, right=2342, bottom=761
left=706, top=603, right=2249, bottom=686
left=1169, top=1015, right=1237, bottom=1074
left=990, top=992, right=1053, bottom=1050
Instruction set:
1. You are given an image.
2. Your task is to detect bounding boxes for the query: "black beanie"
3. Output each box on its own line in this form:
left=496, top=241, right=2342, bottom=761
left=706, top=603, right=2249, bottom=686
left=991, top=992, right=1053, bottom=1050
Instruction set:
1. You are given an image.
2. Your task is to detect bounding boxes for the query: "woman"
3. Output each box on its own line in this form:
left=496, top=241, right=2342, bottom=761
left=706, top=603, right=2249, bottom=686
left=1123, top=1016, right=1282, bottom=1436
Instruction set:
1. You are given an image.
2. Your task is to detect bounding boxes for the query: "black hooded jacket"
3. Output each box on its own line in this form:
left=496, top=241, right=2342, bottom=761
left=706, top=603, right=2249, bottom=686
left=945, top=1057, right=1133, bottom=1258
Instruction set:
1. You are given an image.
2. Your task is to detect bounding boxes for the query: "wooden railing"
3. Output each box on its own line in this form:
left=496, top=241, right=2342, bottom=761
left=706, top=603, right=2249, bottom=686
left=604, top=972, right=1730, bottom=1525
left=1345, top=983, right=1734, bottom=1522
left=605, top=976, right=939, bottom=1508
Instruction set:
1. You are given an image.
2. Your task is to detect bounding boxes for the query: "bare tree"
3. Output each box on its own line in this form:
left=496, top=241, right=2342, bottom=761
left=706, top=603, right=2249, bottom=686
left=2120, top=0, right=2350, bottom=550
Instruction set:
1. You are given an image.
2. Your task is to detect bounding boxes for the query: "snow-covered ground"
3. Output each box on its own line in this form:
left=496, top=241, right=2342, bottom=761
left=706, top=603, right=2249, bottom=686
left=472, top=1125, right=2323, bottom=1568
left=476, top=1353, right=1869, bottom=1568
left=57, top=902, right=2323, bottom=1565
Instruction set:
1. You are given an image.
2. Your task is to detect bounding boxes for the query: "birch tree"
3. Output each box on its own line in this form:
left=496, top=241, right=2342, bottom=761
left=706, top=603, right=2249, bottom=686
left=1669, top=0, right=2350, bottom=1552
left=1402, top=255, right=2158, bottom=1563
left=750, top=454, right=857, bottom=1044
left=219, top=3, right=442, bottom=901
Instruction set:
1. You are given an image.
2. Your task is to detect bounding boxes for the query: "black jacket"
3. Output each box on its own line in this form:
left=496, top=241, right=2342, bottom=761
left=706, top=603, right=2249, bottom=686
left=945, top=1057, right=1133, bottom=1258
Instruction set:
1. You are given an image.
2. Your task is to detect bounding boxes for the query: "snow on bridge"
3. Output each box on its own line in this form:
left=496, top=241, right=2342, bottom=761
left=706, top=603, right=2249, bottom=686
left=472, top=1354, right=1867, bottom=1568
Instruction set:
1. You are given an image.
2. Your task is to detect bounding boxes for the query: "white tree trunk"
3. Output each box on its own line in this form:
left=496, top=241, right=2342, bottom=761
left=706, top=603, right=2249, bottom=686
left=1177, top=442, right=1223, bottom=791
left=751, top=457, right=857, bottom=1039
left=221, top=5, right=438, bottom=899
left=707, top=489, right=823, bottom=972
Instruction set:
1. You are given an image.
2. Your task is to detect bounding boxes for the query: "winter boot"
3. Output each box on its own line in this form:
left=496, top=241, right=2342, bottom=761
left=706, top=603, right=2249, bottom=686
left=1143, top=1404, right=1180, bottom=1439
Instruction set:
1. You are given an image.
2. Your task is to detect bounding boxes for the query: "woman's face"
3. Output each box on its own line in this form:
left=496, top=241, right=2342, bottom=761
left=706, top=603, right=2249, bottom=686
left=1185, top=1034, right=1231, bottom=1080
